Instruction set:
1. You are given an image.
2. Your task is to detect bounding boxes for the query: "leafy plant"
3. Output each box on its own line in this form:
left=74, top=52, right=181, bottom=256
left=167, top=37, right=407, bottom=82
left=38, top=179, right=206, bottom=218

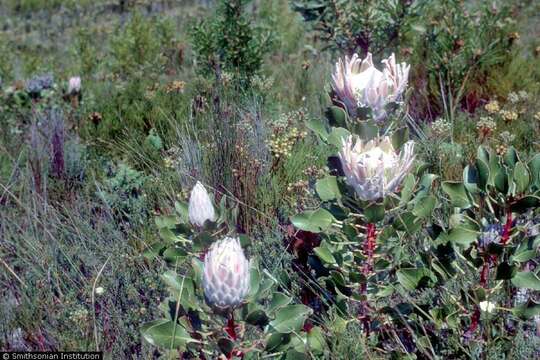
left=141, top=187, right=321, bottom=358
left=292, top=0, right=424, bottom=55
left=190, top=0, right=273, bottom=84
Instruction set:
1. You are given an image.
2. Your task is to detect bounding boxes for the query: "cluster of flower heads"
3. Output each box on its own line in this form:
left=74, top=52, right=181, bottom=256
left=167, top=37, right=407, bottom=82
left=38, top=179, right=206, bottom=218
left=25, top=73, right=54, bottom=96
left=332, top=52, right=410, bottom=121
left=187, top=182, right=250, bottom=311
left=430, top=118, right=452, bottom=138
left=267, top=110, right=308, bottom=159
left=165, top=80, right=186, bottom=94
left=476, top=116, right=497, bottom=139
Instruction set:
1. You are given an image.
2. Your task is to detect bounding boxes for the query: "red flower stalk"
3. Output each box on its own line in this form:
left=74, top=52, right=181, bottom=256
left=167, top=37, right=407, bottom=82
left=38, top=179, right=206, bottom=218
left=500, top=211, right=513, bottom=246
left=225, top=313, right=237, bottom=341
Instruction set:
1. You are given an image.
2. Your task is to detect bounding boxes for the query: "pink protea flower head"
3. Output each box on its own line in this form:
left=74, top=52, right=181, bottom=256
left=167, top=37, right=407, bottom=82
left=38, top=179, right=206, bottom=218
left=188, top=181, right=216, bottom=227
left=332, top=53, right=410, bottom=121
left=339, top=135, right=415, bottom=201
left=203, top=237, right=250, bottom=310
left=68, top=76, right=81, bottom=95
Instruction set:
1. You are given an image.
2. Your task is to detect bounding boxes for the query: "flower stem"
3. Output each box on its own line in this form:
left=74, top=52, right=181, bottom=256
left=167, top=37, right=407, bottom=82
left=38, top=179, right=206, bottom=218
left=500, top=211, right=512, bottom=246
left=225, top=312, right=237, bottom=341
left=359, top=223, right=377, bottom=335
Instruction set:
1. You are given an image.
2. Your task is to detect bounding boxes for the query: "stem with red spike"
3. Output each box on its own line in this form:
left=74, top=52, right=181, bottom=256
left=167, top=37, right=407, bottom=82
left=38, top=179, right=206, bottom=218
left=359, top=223, right=377, bottom=335
left=225, top=312, right=237, bottom=341
left=500, top=211, right=512, bottom=246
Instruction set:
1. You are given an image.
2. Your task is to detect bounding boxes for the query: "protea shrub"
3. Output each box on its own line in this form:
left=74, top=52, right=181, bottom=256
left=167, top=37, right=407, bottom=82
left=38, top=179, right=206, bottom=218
left=188, top=181, right=216, bottom=227
left=203, top=237, right=250, bottom=310
left=332, top=52, right=410, bottom=121
left=339, top=135, right=415, bottom=201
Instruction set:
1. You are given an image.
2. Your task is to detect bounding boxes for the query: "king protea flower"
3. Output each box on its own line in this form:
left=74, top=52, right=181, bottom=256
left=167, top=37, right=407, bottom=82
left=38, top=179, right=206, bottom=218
left=188, top=181, right=216, bottom=227
left=332, top=52, right=410, bottom=121
left=68, top=76, right=81, bottom=95
left=203, top=237, right=250, bottom=310
left=339, top=135, right=415, bottom=201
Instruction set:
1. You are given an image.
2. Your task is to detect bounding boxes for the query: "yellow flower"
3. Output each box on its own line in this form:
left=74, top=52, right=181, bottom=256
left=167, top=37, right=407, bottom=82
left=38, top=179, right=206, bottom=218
left=485, top=100, right=500, bottom=114
left=500, top=110, right=518, bottom=122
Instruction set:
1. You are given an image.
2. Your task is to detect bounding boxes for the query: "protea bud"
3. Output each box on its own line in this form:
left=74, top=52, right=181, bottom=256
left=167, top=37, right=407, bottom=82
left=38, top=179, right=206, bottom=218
left=339, top=135, right=415, bottom=201
left=332, top=52, right=410, bottom=121
left=188, top=181, right=216, bottom=227
left=203, top=237, right=250, bottom=310
left=68, top=76, right=81, bottom=95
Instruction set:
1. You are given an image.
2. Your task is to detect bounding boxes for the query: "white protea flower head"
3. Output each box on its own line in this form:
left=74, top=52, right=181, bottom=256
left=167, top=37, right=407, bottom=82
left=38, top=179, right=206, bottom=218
left=339, top=135, right=415, bottom=201
left=68, top=76, right=81, bottom=95
left=203, top=237, right=250, bottom=310
left=332, top=52, right=410, bottom=121
left=188, top=181, right=216, bottom=227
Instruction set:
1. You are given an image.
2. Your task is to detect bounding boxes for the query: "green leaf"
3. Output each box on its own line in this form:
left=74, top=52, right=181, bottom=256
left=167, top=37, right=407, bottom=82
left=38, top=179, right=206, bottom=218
left=141, top=319, right=195, bottom=349
left=447, top=226, right=479, bottom=247
left=291, top=208, right=335, bottom=233
left=397, top=268, right=431, bottom=290
left=357, top=121, right=378, bottom=141
left=475, top=159, right=490, bottom=191
left=413, top=195, right=437, bottom=219
left=314, top=244, right=336, bottom=264
left=477, top=146, right=490, bottom=166
left=393, top=212, right=421, bottom=234
left=510, top=195, right=540, bottom=212
left=511, top=271, right=540, bottom=290
left=399, top=174, right=416, bottom=205
left=442, top=181, right=471, bottom=208
left=494, top=168, right=509, bottom=194
left=160, top=272, right=196, bottom=309
left=528, top=153, right=540, bottom=186
left=286, top=350, right=310, bottom=360
left=463, top=165, right=479, bottom=194
left=269, top=292, right=293, bottom=312
left=364, top=203, right=385, bottom=223
left=265, top=332, right=290, bottom=352
left=217, top=338, right=234, bottom=355
left=391, top=127, right=409, bottom=150
left=155, top=215, right=178, bottom=229
left=269, top=304, right=312, bottom=334
left=512, top=301, right=540, bottom=319
left=315, top=176, right=341, bottom=201
left=511, top=250, right=537, bottom=263
left=163, top=246, right=188, bottom=262
left=307, top=326, right=326, bottom=354
left=174, top=201, right=189, bottom=222
left=325, top=106, right=347, bottom=127
left=513, top=162, right=530, bottom=194
left=504, top=147, right=518, bottom=168
left=327, top=127, right=351, bottom=149
left=307, top=118, right=329, bottom=141
left=247, top=267, right=261, bottom=299
left=245, top=309, right=269, bottom=326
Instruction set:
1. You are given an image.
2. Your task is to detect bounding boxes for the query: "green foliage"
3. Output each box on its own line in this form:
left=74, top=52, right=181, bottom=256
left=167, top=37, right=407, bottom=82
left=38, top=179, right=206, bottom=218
left=410, top=0, right=517, bottom=119
left=97, top=163, right=148, bottom=223
left=110, top=12, right=175, bottom=76
left=142, top=195, right=319, bottom=358
left=190, top=0, right=273, bottom=84
left=292, top=0, right=424, bottom=55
